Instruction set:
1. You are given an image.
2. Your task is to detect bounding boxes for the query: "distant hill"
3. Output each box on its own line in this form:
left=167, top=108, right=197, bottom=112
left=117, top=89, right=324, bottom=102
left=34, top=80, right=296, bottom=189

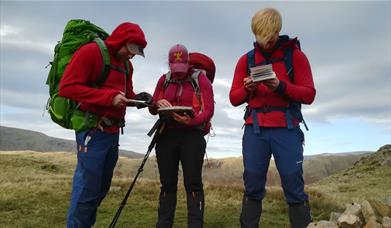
left=0, top=126, right=143, bottom=158
left=111, top=151, right=371, bottom=186
left=309, top=144, right=391, bottom=205
left=303, top=152, right=372, bottom=184
left=0, top=125, right=374, bottom=184
left=201, top=150, right=371, bottom=186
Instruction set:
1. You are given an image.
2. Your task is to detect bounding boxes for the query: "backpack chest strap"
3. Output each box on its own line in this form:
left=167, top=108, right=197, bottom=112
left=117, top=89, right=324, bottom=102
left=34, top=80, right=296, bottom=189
left=163, top=70, right=201, bottom=93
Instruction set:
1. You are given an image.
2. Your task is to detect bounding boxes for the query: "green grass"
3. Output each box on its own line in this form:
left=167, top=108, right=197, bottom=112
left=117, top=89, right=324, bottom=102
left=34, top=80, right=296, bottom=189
left=308, top=148, right=391, bottom=207
left=0, top=151, right=356, bottom=228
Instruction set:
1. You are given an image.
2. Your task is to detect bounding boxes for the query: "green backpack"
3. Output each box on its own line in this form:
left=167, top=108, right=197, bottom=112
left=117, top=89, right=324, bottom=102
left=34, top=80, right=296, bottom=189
left=45, top=19, right=124, bottom=132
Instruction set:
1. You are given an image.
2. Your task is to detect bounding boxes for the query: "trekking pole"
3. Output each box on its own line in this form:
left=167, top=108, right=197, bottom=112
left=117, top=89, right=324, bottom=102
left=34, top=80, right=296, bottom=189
left=109, top=119, right=164, bottom=228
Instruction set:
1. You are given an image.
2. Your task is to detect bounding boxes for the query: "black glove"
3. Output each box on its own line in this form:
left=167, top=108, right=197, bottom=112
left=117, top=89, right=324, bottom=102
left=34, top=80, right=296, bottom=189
left=134, top=92, right=153, bottom=109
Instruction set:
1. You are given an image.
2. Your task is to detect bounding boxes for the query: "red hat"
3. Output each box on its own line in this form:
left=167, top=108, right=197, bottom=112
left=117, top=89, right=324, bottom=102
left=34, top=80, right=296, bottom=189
left=169, top=44, right=189, bottom=73
left=189, top=52, right=216, bottom=83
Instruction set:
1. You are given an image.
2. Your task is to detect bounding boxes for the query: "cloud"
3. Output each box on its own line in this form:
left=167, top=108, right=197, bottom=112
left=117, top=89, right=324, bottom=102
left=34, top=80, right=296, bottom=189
left=0, top=24, right=20, bottom=37
left=307, top=57, right=391, bottom=125
left=0, top=23, right=56, bottom=54
left=0, top=1, right=390, bottom=157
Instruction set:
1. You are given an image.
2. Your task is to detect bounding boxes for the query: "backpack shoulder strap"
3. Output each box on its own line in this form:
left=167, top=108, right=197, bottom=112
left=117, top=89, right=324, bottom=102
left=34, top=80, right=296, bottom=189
left=190, top=70, right=202, bottom=93
left=122, top=61, right=130, bottom=96
left=246, top=49, right=255, bottom=75
left=282, top=39, right=309, bottom=130
left=94, top=37, right=111, bottom=87
left=283, top=39, right=300, bottom=81
left=283, top=47, right=294, bottom=81
left=124, top=61, right=130, bottom=81
left=163, top=70, right=201, bottom=92
left=163, top=72, right=171, bottom=89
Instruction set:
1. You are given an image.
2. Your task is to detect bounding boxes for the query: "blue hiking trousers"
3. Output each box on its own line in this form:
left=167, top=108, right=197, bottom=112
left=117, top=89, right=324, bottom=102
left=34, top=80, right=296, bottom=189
left=67, top=129, right=119, bottom=228
left=242, top=125, right=308, bottom=204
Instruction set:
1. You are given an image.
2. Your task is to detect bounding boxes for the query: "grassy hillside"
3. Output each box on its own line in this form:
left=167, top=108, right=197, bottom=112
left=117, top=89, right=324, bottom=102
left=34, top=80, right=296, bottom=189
left=0, top=150, right=343, bottom=228
left=112, top=153, right=369, bottom=189
left=308, top=144, right=391, bottom=207
left=303, top=152, right=370, bottom=184
left=0, top=126, right=143, bottom=158
left=0, top=125, right=369, bottom=182
left=185, top=152, right=369, bottom=187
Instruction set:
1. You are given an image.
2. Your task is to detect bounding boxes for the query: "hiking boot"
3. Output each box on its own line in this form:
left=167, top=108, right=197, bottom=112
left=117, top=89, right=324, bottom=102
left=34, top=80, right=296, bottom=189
left=288, top=201, right=312, bottom=228
left=156, top=192, right=177, bottom=228
left=186, top=191, right=204, bottom=228
left=240, top=196, right=262, bottom=228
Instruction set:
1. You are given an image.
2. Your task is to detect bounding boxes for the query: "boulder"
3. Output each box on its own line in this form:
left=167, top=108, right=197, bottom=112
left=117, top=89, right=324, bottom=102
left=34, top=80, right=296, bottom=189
left=337, top=214, right=362, bottom=228
left=307, top=221, right=338, bottom=228
left=369, top=199, right=391, bottom=217
left=344, top=203, right=363, bottom=217
left=363, top=217, right=382, bottom=228
left=383, top=216, right=391, bottom=228
left=330, top=212, right=342, bottom=223
left=361, top=200, right=377, bottom=223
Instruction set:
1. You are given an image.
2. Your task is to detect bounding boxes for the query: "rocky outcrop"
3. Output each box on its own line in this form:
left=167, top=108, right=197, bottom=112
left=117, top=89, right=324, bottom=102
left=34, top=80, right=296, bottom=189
left=308, top=145, right=391, bottom=228
left=307, top=200, right=391, bottom=228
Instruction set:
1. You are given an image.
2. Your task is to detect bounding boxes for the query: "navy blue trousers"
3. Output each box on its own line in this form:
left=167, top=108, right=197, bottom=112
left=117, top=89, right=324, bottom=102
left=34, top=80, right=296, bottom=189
left=242, top=125, right=308, bottom=204
left=67, top=129, right=119, bottom=228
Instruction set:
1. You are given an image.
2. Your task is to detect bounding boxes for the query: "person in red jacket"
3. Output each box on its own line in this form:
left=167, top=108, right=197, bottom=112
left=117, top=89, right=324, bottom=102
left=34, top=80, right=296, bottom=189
left=59, top=22, right=151, bottom=228
left=229, top=8, right=316, bottom=228
left=149, top=44, right=214, bottom=228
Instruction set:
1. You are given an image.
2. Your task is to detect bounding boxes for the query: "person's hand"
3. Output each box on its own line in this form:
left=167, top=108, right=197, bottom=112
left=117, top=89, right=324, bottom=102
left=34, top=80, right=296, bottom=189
left=156, top=99, right=172, bottom=108
left=172, top=112, right=192, bottom=125
left=262, top=78, right=280, bottom=91
left=134, top=92, right=153, bottom=109
left=244, top=77, right=257, bottom=91
left=112, top=92, right=128, bottom=108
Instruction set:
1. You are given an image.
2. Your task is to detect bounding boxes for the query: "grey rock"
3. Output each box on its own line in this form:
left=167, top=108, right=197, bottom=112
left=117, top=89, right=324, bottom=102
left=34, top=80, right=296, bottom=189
left=383, top=216, right=391, bottom=228
left=337, top=214, right=363, bottom=228
left=329, top=212, right=342, bottom=223
left=344, top=203, right=363, bottom=217
left=109, top=186, right=121, bottom=192
left=307, top=220, right=338, bottom=228
left=369, top=199, right=391, bottom=217
left=363, top=217, right=382, bottom=228
left=361, top=200, right=377, bottom=223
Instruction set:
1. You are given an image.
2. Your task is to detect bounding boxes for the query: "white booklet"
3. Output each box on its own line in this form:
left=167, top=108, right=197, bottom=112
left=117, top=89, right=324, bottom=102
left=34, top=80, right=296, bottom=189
left=158, top=106, right=194, bottom=118
left=250, top=64, right=276, bottom=82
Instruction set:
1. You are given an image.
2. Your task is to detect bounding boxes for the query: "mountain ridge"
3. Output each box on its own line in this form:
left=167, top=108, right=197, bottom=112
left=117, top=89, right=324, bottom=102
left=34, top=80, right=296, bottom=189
left=309, top=144, right=391, bottom=205
left=0, top=125, right=143, bottom=158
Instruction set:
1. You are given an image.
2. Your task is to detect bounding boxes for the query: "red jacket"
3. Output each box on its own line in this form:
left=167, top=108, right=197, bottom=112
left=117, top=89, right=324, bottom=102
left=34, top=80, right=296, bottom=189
left=229, top=38, right=316, bottom=127
left=59, top=22, right=147, bottom=132
left=150, top=70, right=214, bottom=128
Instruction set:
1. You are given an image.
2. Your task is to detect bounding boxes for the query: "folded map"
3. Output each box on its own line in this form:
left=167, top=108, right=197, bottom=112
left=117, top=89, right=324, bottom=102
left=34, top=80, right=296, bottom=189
left=250, top=64, right=276, bottom=82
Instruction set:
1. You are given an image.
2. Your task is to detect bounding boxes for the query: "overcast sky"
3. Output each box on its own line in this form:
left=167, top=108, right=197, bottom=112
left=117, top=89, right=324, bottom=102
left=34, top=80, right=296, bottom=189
left=1, top=1, right=390, bottom=158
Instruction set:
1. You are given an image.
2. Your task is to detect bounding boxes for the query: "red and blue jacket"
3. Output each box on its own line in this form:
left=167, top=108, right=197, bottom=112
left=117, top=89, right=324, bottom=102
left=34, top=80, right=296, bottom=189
left=229, top=37, right=316, bottom=128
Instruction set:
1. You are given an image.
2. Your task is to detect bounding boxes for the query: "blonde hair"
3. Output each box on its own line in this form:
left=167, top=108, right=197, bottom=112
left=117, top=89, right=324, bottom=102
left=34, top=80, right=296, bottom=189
left=251, top=8, right=282, bottom=44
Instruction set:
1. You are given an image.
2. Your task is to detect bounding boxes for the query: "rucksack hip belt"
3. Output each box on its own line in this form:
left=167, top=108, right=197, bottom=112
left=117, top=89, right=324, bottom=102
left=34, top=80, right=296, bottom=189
left=98, top=116, right=125, bottom=128
left=244, top=106, right=294, bottom=134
